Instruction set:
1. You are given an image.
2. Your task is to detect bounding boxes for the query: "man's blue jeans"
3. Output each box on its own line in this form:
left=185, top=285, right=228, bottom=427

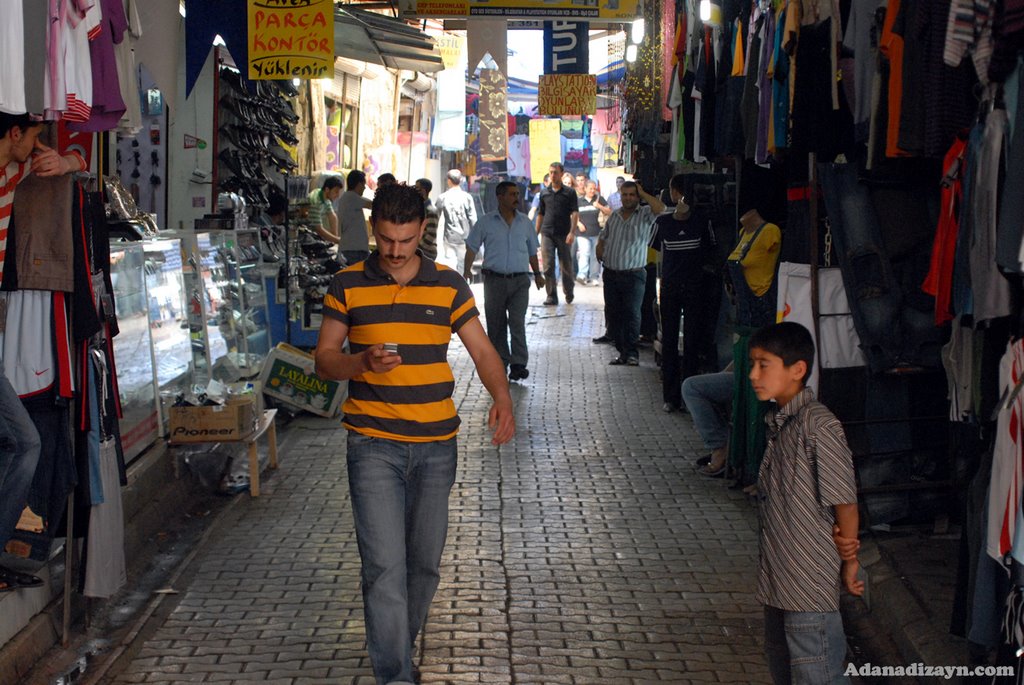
left=603, top=268, right=646, bottom=359
left=483, top=272, right=531, bottom=368
left=764, top=606, right=850, bottom=685
left=346, top=432, right=457, bottom=685
left=0, top=373, right=41, bottom=551
left=681, top=371, right=733, bottom=450
left=575, top=235, right=599, bottom=281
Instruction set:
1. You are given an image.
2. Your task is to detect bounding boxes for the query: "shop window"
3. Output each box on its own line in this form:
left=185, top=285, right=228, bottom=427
left=326, top=73, right=360, bottom=171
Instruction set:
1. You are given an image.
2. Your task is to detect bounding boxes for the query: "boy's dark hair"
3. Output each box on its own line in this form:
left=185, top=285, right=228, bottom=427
left=371, top=182, right=425, bottom=225
left=750, top=322, right=815, bottom=384
left=322, top=175, right=344, bottom=191
left=415, top=178, right=432, bottom=194
left=669, top=173, right=686, bottom=194
left=620, top=181, right=638, bottom=193
left=495, top=181, right=517, bottom=197
left=346, top=169, right=366, bottom=189
left=0, top=113, right=40, bottom=139
left=377, top=172, right=397, bottom=186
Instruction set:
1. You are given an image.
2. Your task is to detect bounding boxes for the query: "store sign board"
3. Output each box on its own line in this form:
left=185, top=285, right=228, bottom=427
left=543, top=21, right=588, bottom=74
left=401, top=0, right=637, bottom=20
left=247, top=0, right=334, bottom=80
left=437, top=32, right=467, bottom=69
left=528, top=118, right=561, bottom=181
left=537, top=74, right=596, bottom=115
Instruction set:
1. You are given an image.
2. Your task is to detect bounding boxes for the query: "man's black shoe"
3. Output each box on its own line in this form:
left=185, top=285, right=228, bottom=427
left=509, top=365, right=529, bottom=381
left=565, top=291, right=574, bottom=304
left=592, top=335, right=613, bottom=344
left=543, top=297, right=558, bottom=305
left=609, top=356, right=628, bottom=366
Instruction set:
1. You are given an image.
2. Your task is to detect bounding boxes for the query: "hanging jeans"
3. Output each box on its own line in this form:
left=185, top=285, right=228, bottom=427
left=817, top=161, right=902, bottom=371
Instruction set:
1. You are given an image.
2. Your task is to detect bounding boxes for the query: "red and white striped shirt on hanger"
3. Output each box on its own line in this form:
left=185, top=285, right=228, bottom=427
left=0, top=158, right=30, bottom=287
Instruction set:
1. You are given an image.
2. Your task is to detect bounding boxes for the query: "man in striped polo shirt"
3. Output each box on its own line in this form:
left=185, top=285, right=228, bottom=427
left=0, top=113, right=86, bottom=592
left=596, top=181, right=664, bottom=366
left=315, top=183, right=514, bottom=685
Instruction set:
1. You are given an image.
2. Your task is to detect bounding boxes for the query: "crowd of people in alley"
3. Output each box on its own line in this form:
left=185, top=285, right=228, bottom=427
left=299, top=161, right=863, bottom=685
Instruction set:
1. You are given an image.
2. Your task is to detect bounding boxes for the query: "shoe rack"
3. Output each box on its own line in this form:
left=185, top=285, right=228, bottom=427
left=214, top=47, right=300, bottom=211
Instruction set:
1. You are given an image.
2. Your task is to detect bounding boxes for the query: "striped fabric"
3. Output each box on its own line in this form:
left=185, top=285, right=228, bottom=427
left=756, top=387, right=858, bottom=612
left=322, top=255, right=479, bottom=442
left=0, top=159, right=30, bottom=287
left=306, top=188, right=333, bottom=233
left=598, top=205, right=658, bottom=271
left=944, top=0, right=994, bottom=84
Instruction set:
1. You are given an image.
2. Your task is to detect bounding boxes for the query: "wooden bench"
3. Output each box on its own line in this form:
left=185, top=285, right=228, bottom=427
left=169, top=409, right=279, bottom=497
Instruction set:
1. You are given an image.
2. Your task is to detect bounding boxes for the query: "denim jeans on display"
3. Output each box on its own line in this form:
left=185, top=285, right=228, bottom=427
left=483, top=273, right=531, bottom=368
left=817, top=161, right=902, bottom=371
left=603, top=268, right=646, bottom=359
left=541, top=234, right=574, bottom=301
left=681, top=371, right=733, bottom=450
left=346, top=432, right=458, bottom=685
left=0, top=373, right=41, bottom=549
left=764, top=606, right=851, bottom=685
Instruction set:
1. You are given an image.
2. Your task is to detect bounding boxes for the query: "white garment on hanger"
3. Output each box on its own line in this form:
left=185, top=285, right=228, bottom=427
left=0, top=0, right=27, bottom=114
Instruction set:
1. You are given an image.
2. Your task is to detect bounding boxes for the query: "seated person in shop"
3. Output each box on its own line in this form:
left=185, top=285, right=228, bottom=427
left=307, top=175, right=344, bottom=246
left=0, top=113, right=88, bottom=592
left=748, top=322, right=862, bottom=684
left=683, top=365, right=733, bottom=477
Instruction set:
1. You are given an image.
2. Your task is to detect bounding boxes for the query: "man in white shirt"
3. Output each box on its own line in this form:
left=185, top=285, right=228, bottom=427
left=435, top=169, right=477, bottom=271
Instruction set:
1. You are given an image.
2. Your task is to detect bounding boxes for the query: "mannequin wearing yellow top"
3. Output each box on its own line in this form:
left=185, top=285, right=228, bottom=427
left=728, top=209, right=782, bottom=296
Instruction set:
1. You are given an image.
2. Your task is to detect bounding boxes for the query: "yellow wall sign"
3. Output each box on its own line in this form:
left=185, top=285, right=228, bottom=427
left=248, top=0, right=334, bottom=80
left=538, top=74, right=596, bottom=116
left=401, top=0, right=638, bottom=20
left=528, top=118, right=561, bottom=182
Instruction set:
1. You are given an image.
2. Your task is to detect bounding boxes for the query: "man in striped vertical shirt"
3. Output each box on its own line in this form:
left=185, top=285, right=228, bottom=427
left=596, top=181, right=665, bottom=366
left=749, top=322, right=863, bottom=684
left=0, top=113, right=86, bottom=592
left=315, top=183, right=514, bottom=685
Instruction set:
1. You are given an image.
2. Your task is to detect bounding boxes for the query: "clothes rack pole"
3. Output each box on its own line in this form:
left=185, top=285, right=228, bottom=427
left=62, top=492, right=74, bottom=647
left=284, top=172, right=291, bottom=346
left=807, top=152, right=822, bottom=368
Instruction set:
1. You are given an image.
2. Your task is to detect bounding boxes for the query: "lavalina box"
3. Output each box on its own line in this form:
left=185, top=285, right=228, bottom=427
left=168, top=400, right=259, bottom=444
left=259, top=343, right=346, bottom=418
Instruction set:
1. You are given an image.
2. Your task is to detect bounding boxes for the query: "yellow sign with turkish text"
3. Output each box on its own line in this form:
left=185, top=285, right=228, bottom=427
left=528, top=118, right=561, bottom=182
left=401, top=0, right=638, bottom=20
left=538, top=74, right=597, bottom=116
left=247, top=0, right=334, bottom=80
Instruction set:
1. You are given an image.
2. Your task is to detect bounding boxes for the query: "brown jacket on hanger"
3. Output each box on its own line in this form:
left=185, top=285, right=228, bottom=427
left=12, top=174, right=74, bottom=292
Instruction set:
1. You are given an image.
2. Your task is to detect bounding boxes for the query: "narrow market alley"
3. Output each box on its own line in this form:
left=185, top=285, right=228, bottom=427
left=94, top=287, right=770, bottom=684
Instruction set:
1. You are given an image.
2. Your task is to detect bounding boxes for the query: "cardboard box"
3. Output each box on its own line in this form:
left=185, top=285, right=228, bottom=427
left=168, top=401, right=259, bottom=443
left=259, top=343, right=346, bottom=418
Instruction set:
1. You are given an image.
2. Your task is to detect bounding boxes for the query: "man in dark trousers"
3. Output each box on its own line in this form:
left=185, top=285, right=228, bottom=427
left=464, top=182, right=545, bottom=381
left=650, top=173, right=717, bottom=412
left=535, top=162, right=579, bottom=305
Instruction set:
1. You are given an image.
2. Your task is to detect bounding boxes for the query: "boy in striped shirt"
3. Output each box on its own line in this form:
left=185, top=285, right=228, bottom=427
left=748, top=322, right=863, bottom=684
left=0, top=113, right=86, bottom=593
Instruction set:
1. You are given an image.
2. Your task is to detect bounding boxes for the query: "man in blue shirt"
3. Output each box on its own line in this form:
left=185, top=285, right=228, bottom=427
left=464, top=182, right=544, bottom=381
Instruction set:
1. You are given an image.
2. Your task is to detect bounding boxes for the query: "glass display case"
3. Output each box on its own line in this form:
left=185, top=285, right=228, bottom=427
left=109, top=241, right=160, bottom=461
left=182, top=230, right=271, bottom=384
left=143, top=236, right=191, bottom=401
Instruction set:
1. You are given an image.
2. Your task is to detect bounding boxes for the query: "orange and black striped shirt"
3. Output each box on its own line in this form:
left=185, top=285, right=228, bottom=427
left=322, top=253, right=479, bottom=442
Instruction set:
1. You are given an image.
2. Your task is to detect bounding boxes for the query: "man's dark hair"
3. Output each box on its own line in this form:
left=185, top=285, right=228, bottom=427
left=495, top=181, right=517, bottom=197
left=0, top=113, right=40, bottom=139
left=415, top=178, right=432, bottom=194
left=322, top=175, right=344, bottom=191
left=669, top=173, right=687, bottom=194
left=549, top=162, right=564, bottom=173
left=620, top=181, right=638, bottom=193
left=371, top=182, right=425, bottom=225
left=542, top=173, right=550, bottom=183
left=378, top=173, right=397, bottom=186
left=749, top=322, right=815, bottom=384
left=346, top=169, right=366, bottom=190
left=267, top=192, right=288, bottom=219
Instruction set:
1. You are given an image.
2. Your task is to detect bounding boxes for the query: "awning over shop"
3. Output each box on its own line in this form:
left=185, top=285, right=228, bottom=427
left=335, top=7, right=444, bottom=73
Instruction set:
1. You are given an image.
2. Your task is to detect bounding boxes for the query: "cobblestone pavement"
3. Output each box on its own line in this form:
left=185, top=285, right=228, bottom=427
left=108, top=285, right=769, bottom=684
